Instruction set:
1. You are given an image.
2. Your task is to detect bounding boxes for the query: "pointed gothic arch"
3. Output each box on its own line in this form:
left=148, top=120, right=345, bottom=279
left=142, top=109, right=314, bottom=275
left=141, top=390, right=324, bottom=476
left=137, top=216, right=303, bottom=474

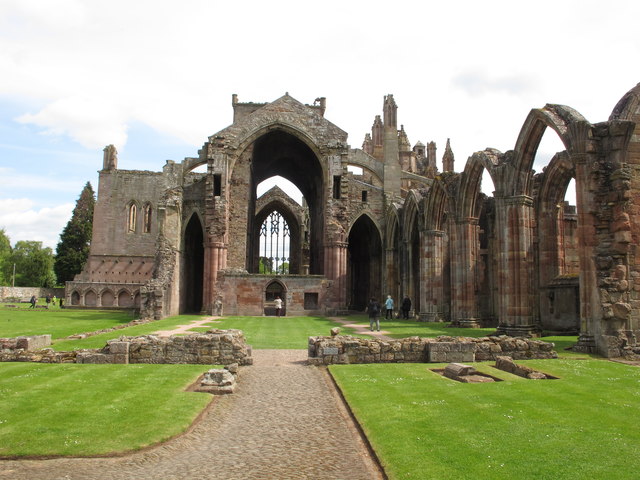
left=182, top=212, right=204, bottom=313
left=347, top=213, right=382, bottom=310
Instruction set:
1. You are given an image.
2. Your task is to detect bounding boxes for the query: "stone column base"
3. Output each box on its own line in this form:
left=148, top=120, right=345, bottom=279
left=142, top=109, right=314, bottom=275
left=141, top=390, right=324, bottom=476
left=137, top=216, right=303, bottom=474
left=457, top=318, right=482, bottom=328
left=572, top=333, right=596, bottom=353
left=419, top=312, right=444, bottom=322
left=496, top=324, right=542, bottom=338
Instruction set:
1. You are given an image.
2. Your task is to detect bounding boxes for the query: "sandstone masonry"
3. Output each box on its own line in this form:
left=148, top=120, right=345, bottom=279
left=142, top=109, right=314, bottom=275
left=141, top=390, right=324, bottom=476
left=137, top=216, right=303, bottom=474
left=307, top=335, right=557, bottom=365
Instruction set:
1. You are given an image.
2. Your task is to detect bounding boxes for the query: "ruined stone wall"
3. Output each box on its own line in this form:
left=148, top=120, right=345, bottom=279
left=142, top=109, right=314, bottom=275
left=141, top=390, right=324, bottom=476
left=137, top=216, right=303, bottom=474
left=91, top=170, right=167, bottom=257
left=216, top=271, right=332, bottom=316
left=307, top=335, right=557, bottom=365
left=0, top=287, right=65, bottom=301
left=226, top=149, right=252, bottom=270
left=76, top=329, right=253, bottom=365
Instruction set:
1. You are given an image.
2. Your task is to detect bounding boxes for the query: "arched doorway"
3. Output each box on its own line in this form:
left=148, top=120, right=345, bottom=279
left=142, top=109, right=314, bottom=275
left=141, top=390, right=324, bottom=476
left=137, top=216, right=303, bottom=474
left=264, top=280, right=286, bottom=316
left=246, top=130, right=324, bottom=275
left=347, top=215, right=382, bottom=310
left=182, top=214, right=204, bottom=313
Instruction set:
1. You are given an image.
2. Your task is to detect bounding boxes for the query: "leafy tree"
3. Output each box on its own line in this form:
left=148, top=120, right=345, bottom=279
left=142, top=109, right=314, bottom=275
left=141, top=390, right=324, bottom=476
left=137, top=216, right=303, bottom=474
left=9, top=240, right=56, bottom=287
left=0, top=229, right=12, bottom=285
left=54, top=182, right=95, bottom=284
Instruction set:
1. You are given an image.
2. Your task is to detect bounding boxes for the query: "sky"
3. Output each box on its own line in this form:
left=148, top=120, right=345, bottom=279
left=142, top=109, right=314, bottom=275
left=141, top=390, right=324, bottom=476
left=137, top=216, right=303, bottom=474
left=0, top=0, right=638, bottom=249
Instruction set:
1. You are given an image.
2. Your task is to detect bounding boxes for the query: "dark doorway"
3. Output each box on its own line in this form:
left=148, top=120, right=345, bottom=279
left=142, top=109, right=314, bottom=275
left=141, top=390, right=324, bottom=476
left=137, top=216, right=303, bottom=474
left=183, top=214, right=204, bottom=313
left=348, top=215, right=382, bottom=310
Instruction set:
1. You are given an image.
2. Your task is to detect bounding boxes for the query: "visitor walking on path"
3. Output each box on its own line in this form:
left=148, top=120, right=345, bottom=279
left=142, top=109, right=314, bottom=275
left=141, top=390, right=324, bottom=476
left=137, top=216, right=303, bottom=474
left=367, top=297, right=381, bottom=332
left=384, top=295, right=394, bottom=319
left=29, top=295, right=36, bottom=309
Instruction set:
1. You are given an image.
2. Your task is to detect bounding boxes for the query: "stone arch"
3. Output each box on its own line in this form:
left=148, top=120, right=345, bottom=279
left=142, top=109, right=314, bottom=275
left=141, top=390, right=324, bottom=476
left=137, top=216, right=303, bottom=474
left=234, top=127, right=326, bottom=275
left=71, top=290, right=80, bottom=306
left=182, top=212, right=204, bottom=313
left=142, top=203, right=153, bottom=234
left=126, top=201, right=139, bottom=233
left=402, top=190, right=423, bottom=315
left=101, top=289, right=115, bottom=307
left=534, top=151, right=579, bottom=332
left=458, top=149, right=502, bottom=219
left=117, top=289, right=134, bottom=307
left=347, top=213, right=383, bottom=310
left=252, top=193, right=302, bottom=275
left=384, top=203, right=401, bottom=304
left=421, top=181, right=451, bottom=321
left=84, top=289, right=97, bottom=307
left=264, top=279, right=287, bottom=316
left=511, top=105, right=587, bottom=197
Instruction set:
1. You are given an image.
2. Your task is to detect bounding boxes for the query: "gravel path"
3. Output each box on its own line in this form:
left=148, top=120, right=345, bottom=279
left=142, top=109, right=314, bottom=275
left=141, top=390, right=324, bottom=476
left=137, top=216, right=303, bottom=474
left=0, top=350, right=384, bottom=480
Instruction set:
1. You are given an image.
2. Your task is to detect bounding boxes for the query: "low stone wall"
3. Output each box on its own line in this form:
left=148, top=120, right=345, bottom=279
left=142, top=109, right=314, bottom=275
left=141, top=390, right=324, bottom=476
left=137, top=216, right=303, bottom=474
left=77, top=329, right=253, bottom=365
left=0, top=287, right=65, bottom=302
left=308, top=335, right=557, bottom=365
left=0, top=335, right=52, bottom=351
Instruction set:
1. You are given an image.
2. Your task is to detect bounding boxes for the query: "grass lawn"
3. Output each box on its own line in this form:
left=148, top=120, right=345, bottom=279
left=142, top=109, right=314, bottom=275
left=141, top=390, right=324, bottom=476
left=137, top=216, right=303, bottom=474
left=0, top=362, right=211, bottom=457
left=51, top=314, right=356, bottom=351
left=0, top=305, right=134, bottom=340
left=193, top=315, right=359, bottom=349
left=50, top=314, right=211, bottom=351
left=330, top=359, right=640, bottom=480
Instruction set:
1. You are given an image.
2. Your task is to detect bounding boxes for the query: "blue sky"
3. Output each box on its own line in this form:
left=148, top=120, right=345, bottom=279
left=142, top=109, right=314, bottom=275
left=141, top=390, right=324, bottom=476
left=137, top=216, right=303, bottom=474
left=1, top=0, right=638, bottom=249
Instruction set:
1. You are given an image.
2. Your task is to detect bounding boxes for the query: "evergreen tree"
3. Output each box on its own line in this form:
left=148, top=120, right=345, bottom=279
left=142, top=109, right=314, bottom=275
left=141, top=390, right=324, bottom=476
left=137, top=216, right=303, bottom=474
left=54, top=182, right=95, bottom=284
left=0, top=229, right=12, bottom=285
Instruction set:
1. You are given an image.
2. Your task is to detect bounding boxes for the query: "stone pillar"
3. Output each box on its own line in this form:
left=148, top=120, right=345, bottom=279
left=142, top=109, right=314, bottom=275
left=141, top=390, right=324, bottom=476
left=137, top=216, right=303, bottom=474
left=450, top=219, right=481, bottom=327
left=495, top=195, right=539, bottom=336
left=204, top=240, right=227, bottom=314
left=324, top=242, right=348, bottom=309
left=419, top=229, right=446, bottom=322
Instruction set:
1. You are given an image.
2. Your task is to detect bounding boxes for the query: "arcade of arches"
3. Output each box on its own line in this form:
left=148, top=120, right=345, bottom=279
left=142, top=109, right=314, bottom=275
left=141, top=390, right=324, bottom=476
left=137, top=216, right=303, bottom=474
left=68, top=84, right=640, bottom=358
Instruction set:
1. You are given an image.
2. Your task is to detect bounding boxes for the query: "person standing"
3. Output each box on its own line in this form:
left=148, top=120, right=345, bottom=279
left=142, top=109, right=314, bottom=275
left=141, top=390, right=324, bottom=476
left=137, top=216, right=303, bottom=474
left=384, top=295, right=394, bottom=320
left=274, top=296, right=283, bottom=317
left=367, top=297, right=381, bottom=332
left=45, top=294, right=51, bottom=309
left=29, top=295, right=37, bottom=309
left=401, top=296, right=412, bottom=319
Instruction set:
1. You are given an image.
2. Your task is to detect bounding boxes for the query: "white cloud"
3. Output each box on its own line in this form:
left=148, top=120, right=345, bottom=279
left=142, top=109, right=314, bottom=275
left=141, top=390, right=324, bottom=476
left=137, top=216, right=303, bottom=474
left=17, top=95, right=128, bottom=149
left=0, top=199, right=73, bottom=249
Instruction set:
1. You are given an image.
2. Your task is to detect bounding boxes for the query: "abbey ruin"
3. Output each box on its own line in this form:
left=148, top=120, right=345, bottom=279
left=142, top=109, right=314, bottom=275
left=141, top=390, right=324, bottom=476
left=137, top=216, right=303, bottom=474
left=67, top=83, right=640, bottom=358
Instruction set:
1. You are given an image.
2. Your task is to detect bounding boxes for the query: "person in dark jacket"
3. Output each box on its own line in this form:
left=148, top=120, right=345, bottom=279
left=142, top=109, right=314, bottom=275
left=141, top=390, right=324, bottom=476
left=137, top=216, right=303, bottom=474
left=401, top=296, right=412, bottom=319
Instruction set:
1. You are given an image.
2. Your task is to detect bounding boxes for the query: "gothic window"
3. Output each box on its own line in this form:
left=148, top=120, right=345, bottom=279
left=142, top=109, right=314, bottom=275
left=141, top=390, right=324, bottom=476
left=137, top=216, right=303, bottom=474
left=259, top=211, right=290, bottom=274
left=128, top=203, right=137, bottom=233
left=143, top=204, right=152, bottom=233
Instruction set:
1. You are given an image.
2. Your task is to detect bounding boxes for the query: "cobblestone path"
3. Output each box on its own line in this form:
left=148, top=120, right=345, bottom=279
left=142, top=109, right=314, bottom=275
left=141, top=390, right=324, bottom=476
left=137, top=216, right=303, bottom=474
left=0, top=350, right=384, bottom=480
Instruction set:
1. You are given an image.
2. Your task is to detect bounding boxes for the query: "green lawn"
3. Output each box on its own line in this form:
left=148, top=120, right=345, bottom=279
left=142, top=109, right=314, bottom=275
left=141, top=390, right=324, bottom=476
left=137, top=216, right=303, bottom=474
left=51, top=314, right=356, bottom=351
left=330, top=359, right=640, bottom=480
left=0, top=362, right=211, bottom=457
left=50, top=314, right=208, bottom=351
left=0, top=305, right=134, bottom=340
left=195, top=315, right=359, bottom=349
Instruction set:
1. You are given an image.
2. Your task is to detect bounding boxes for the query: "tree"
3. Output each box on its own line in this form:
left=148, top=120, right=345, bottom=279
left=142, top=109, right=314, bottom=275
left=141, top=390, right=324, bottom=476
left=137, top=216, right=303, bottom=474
left=9, top=240, right=56, bottom=287
left=54, top=182, right=95, bottom=284
left=0, top=229, right=12, bottom=285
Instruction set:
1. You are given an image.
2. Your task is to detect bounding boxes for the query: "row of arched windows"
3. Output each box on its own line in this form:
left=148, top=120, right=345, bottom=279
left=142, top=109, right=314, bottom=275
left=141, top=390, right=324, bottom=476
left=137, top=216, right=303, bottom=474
left=127, top=202, right=153, bottom=234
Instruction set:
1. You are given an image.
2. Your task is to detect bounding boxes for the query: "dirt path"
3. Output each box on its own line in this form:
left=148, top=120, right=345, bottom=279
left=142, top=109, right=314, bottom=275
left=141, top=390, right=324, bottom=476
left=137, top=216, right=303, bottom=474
left=153, top=317, right=221, bottom=337
left=0, top=350, right=384, bottom=480
left=329, top=316, right=394, bottom=341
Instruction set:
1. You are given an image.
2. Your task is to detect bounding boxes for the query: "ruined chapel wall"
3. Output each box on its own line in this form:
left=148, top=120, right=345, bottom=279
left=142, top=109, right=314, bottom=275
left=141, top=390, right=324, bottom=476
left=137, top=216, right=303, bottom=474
left=226, top=149, right=252, bottom=270
left=92, top=170, right=166, bottom=257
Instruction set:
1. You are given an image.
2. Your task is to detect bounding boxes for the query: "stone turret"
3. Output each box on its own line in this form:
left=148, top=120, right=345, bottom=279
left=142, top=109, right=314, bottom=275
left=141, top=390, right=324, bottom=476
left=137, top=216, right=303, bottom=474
left=442, top=138, right=455, bottom=172
left=383, top=95, right=401, bottom=195
left=103, top=144, right=118, bottom=170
